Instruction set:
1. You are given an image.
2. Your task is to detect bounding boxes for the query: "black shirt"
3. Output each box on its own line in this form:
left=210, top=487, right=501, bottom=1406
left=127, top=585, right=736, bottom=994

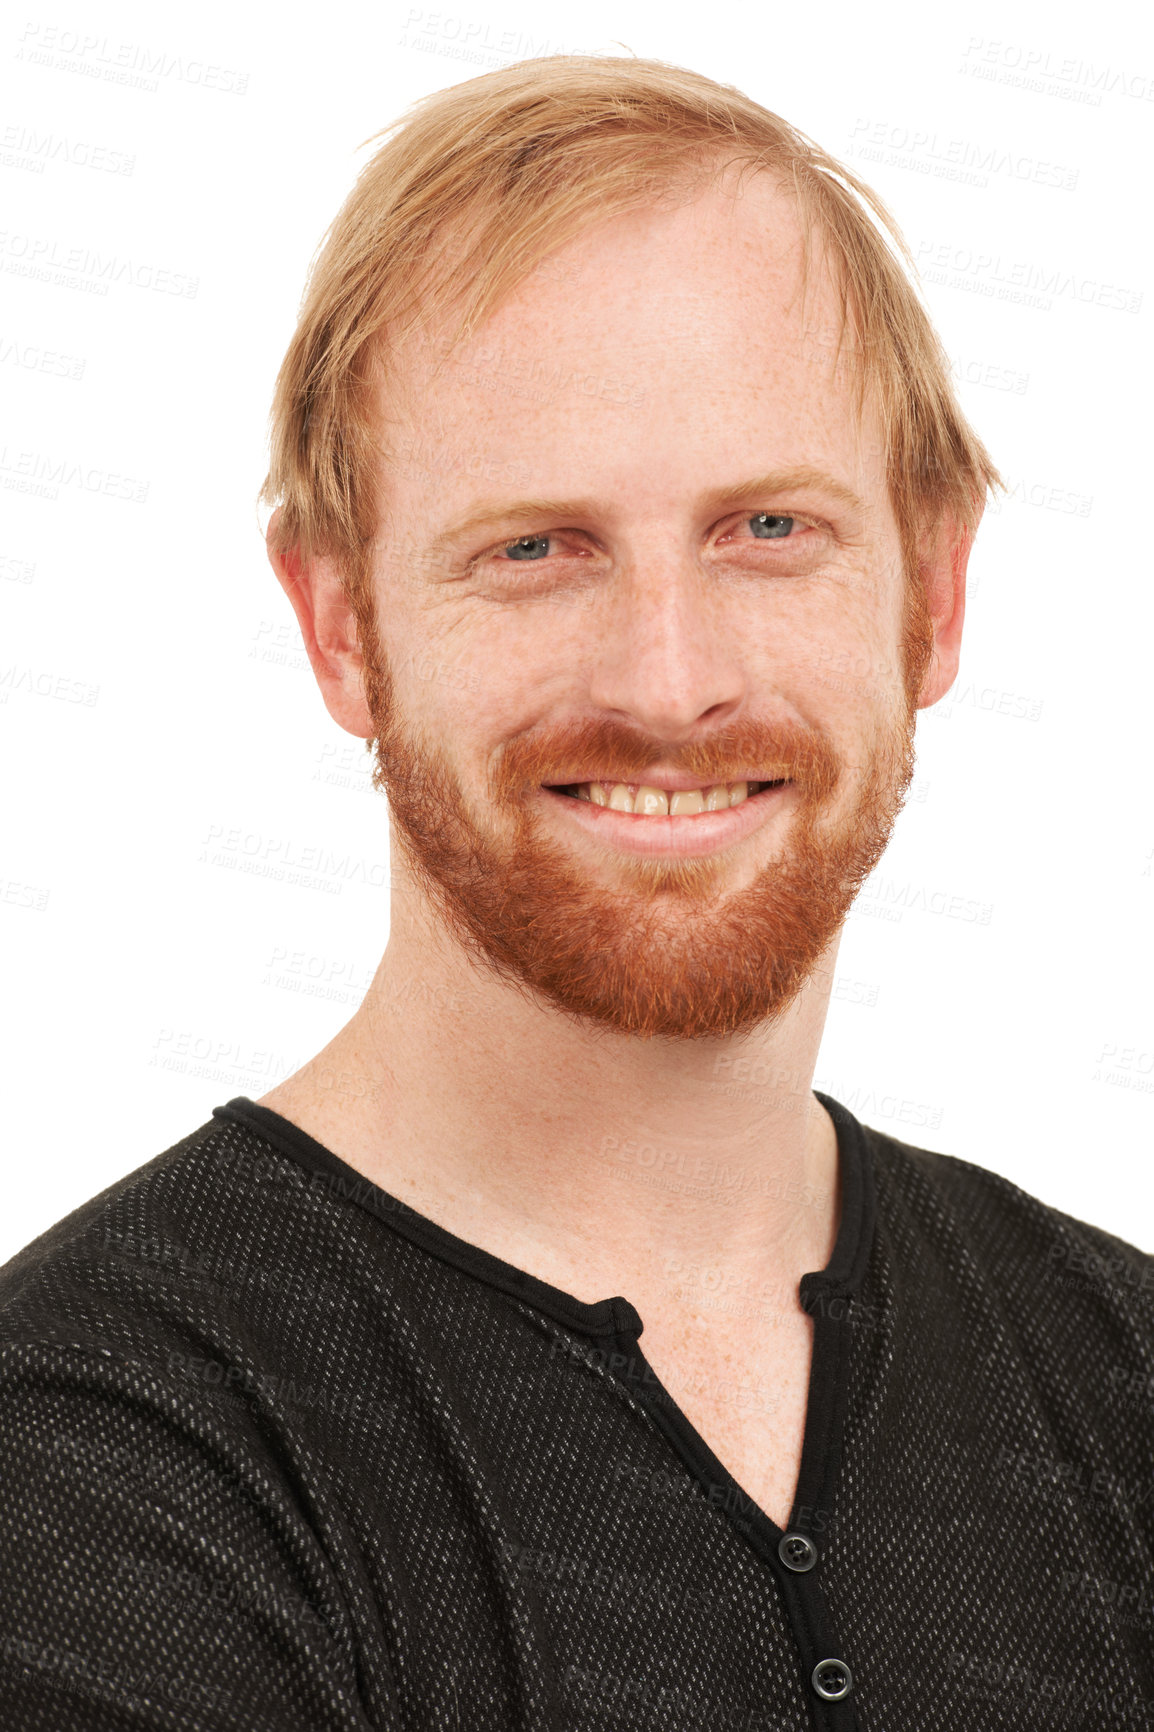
left=2, top=1091, right=1153, bottom=1730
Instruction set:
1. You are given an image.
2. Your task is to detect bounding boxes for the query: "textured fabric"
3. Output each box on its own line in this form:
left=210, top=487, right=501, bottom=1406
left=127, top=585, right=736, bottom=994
left=1, top=1089, right=1153, bottom=1731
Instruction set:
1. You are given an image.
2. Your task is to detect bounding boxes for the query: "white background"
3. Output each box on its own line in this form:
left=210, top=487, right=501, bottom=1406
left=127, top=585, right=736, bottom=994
left=1, top=0, right=1151, bottom=1264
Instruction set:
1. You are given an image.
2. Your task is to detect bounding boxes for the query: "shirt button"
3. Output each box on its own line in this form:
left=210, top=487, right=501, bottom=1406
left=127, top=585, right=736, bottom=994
left=812, top=1658, right=853, bottom=1701
left=777, top=1532, right=817, bottom=1572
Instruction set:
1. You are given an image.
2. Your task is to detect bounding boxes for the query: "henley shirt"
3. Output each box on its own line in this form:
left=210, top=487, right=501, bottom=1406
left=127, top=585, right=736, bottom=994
left=1, top=1090, right=1153, bottom=1731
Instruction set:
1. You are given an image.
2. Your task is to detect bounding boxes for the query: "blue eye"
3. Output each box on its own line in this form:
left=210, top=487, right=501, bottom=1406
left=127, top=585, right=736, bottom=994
left=749, top=513, right=794, bottom=539
left=503, top=534, right=551, bottom=560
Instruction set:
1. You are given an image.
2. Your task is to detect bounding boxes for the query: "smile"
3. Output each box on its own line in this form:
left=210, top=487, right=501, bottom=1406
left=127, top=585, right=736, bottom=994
left=538, top=779, right=792, bottom=860
left=547, top=779, right=784, bottom=815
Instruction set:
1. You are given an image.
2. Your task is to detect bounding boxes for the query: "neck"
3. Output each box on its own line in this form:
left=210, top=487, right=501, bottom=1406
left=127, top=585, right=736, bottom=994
left=260, top=882, right=844, bottom=1322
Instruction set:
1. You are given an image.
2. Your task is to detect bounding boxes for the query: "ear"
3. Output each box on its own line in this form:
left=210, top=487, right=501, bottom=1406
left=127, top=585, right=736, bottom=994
left=266, top=509, right=374, bottom=738
left=914, top=509, right=980, bottom=710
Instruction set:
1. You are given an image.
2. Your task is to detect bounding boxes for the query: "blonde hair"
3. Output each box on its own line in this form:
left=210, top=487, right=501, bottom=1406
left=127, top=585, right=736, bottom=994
left=260, top=54, right=1002, bottom=607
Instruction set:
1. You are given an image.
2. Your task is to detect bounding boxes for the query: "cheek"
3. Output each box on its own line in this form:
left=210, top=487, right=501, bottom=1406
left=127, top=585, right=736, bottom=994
left=469, top=603, right=597, bottom=707
left=751, top=590, right=879, bottom=702
left=779, top=602, right=906, bottom=737
left=376, top=589, right=487, bottom=712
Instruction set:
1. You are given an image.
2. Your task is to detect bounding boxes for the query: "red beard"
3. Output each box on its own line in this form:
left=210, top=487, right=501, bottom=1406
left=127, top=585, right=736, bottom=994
left=357, top=588, right=932, bottom=1042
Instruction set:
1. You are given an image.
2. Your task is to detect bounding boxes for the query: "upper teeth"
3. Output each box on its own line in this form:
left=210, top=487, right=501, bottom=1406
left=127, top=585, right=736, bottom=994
left=571, top=780, right=762, bottom=815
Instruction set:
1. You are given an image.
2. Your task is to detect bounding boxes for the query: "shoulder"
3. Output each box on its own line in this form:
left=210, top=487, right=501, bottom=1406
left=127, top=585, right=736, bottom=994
left=849, top=1115, right=1150, bottom=1441
left=863, top=1118, right=1153, bottom=1277
left=0, top=1102, right=393, bottom=1396
left=0, top=1108, right=290, bottom=1351
left=0, top=1101, right=420, bottom=1448
left=859, top=1119, right=1154, bottom=1362
left=1, top=1112, right=215, bottom=1325
left=0, top=1111, right=379, bottom=1727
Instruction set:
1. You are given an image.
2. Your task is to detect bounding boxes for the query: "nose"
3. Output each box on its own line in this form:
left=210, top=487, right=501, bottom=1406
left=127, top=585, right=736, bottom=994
left=584, top=552, right=750, bottom=744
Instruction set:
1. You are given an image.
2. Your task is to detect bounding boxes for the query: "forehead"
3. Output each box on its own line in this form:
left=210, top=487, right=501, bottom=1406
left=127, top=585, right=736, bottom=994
left=382, top=167, right=883, bottom=513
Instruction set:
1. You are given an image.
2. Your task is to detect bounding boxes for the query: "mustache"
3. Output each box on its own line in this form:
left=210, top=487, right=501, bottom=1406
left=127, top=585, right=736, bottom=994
left=490, top=715, right=843, bottom=805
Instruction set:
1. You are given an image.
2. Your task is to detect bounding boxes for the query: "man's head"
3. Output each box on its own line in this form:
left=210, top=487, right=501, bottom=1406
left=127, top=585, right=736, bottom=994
left=263, top=56, right=1002, bottom=1044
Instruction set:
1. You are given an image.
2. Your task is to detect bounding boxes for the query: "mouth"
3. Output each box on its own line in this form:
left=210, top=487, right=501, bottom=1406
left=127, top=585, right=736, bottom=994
left=543, top=778, right=788, bottom=816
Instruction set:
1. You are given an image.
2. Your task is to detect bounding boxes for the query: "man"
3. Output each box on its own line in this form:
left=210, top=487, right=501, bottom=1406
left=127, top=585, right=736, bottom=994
left=2, top=53, right=1151, bottom=1732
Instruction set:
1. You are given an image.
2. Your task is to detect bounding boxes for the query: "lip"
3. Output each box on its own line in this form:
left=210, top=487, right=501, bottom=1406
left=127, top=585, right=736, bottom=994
left=545, top=772, right=774, bottom=793
left=537, top=781, right=792, bottom=859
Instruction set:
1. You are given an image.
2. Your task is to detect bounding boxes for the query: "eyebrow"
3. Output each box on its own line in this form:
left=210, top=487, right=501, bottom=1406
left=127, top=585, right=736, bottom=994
left=422, top=466, right=868, bottom=558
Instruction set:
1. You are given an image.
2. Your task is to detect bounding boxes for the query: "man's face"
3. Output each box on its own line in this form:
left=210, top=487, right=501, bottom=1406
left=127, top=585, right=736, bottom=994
left=354, top=166, right=935, bottom=1041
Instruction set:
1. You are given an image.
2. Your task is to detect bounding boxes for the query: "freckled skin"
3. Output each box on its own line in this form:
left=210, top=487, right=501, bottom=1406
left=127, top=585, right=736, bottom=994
left=261, top=163, right=974, bottom=1522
